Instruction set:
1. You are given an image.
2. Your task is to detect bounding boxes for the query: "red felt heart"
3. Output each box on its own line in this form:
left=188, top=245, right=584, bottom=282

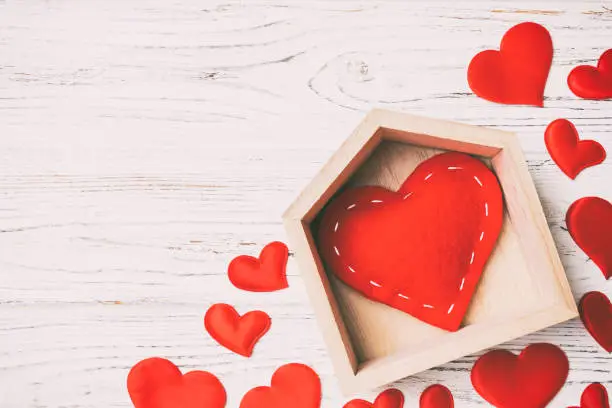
left=343, top=389, right=404, bottom=408
left=317, top=152, right=503, bottom=331
left=471, top=343, right=569, bottom=408
left=204, top=303, right=271, bottom=357
left=568, top=49, right=612, bottom=100
left=127, top=357, right=226, bottom=408
left=566, top=197, right=612, bottom=280
left=239, top=363, right=321, bottom=408
left=467, top=22, right=553, bottom=106
left=569, top=383, right=610, bottom=408
left=545, top=119, right=606, bottom=179
left=420, top=385, right=454, bottom=408
left=579, top=291, right=612, bottom=353
left=228, top=241, right=289, bottom=292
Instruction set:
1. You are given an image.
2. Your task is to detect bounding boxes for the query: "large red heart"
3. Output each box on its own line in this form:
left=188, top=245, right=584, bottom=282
left=467, top=22, right=553, bottom=106
left=317, top=152, right=503, bottom=331
left=568, top=49, right=612, bottom=100
left=228, top=241, right=289, bottom=292
left=204, top=303, right=271, bottom=357
left=471, top=343, right=569, bottom=408
left=343, top=389, right=404, bottom=408
left=579, top=291, right=612, bottom=353
left=127, top=357, right=226, bottom=408
left=569, top=383, right=610, bottom=408
left=239, top=363, right=321, bottom=408
left=545, top=119, right=606, bottom=179
left=420, top=385, right=454, bottom=408
left=566, top=197, right=612, bottom=280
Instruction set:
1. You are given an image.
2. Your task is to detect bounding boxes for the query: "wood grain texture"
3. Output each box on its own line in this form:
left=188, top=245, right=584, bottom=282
left=0, top=0, right=610, bottom=407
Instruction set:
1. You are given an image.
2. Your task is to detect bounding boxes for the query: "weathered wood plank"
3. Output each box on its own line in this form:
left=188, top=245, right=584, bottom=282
left=0, top=0, right=610, bottom=406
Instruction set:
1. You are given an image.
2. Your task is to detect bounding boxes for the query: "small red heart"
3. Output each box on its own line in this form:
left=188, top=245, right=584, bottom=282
left=317, top=152, right=503, bottom=331
left=343, top=389, right=404, bottom=408
left=471, top=343, right=569, bottom=408
left=569, top=383, right=610, bottom=408
left=420, top=385, right=454, bottom=408
left=239, top=363, right=321, bottom=408
left=566, top=197, right=612, bottom=280
left=568, top=49, right=612, bottom=100
left=579, top=292, right=612, bottom=353
left=228, top=241, right=289, bottom=292
left=467, top=22, right=553, bottom=106
left=127, top=357, right=226, bottom=408
left=204, top=303, right=271, bottom=357
left=544, top=119, right=606, bottom=179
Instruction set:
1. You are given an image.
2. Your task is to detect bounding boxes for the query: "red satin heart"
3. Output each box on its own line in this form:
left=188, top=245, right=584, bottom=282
left=204, top=303, right=271, bottom=357
left=467, top=22, right=553, bottom=106
left=566, top=197, right=612, bottom=280
left=569, top=383, right=610, bottom=408
left=420, top=385, right=454, bottom=408
left=228, top=241, right=289, bottom=292
left=568, top=49, right=612, bottom=100
left=239, top=363, right=321, bottom=408
left=579, top=292, right=612, bottom=353
left=127, top=357, right=226, bottom=408
left=545, top=119, right=606, bottom=179
left=471, top=343, right=569, bottom=408
left=343, top=389, right=404, bottom=408
left=317, top=152, right=503, bottom=331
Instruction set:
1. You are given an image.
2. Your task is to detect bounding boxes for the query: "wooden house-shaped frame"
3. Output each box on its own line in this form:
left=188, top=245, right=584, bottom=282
left=283, top=109, right=577, bottom=394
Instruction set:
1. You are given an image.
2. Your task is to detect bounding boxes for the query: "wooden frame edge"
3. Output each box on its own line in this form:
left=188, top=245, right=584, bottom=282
left=283, top=110, right=383, bottom=222
left=283, top=217, right=358, bottom=386
left=491, top=143, right=578, bottom=315
left=340, top=303, right=577, bottom=394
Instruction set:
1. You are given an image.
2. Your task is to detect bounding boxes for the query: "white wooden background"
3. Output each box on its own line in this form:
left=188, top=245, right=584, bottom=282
left=1, top=1, right=611, bottom=407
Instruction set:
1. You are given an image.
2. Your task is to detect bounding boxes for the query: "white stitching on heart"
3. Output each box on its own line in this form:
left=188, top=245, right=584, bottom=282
left=328, top=158, right=495, bottom=321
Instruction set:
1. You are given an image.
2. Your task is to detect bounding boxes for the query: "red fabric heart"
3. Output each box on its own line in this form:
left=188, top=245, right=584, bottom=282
left=566, top=197, right=612, bottom=280
left=579, top=292, right=612, bottom=353
left=204, top=303, right=271, bottom=357
left=545, top=119, right=606, bottom=179
left=343, top=388, right=404, bottom=408
left=317, top=152, right=503, bottom=331
left=239, top=363, right=321, bottom=408
left=568, top=49, right=612, bottom=100
left=228, top=241, right=289, bottom=292
left=420, top=385, right=454, bottom=408
left=471, top=343, right=569, bottom=408
left=127, top=357, right=226, bottom=408
left=467, top=22, right=553, bottom=106
left=569, top=383, right=610, bottom=408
